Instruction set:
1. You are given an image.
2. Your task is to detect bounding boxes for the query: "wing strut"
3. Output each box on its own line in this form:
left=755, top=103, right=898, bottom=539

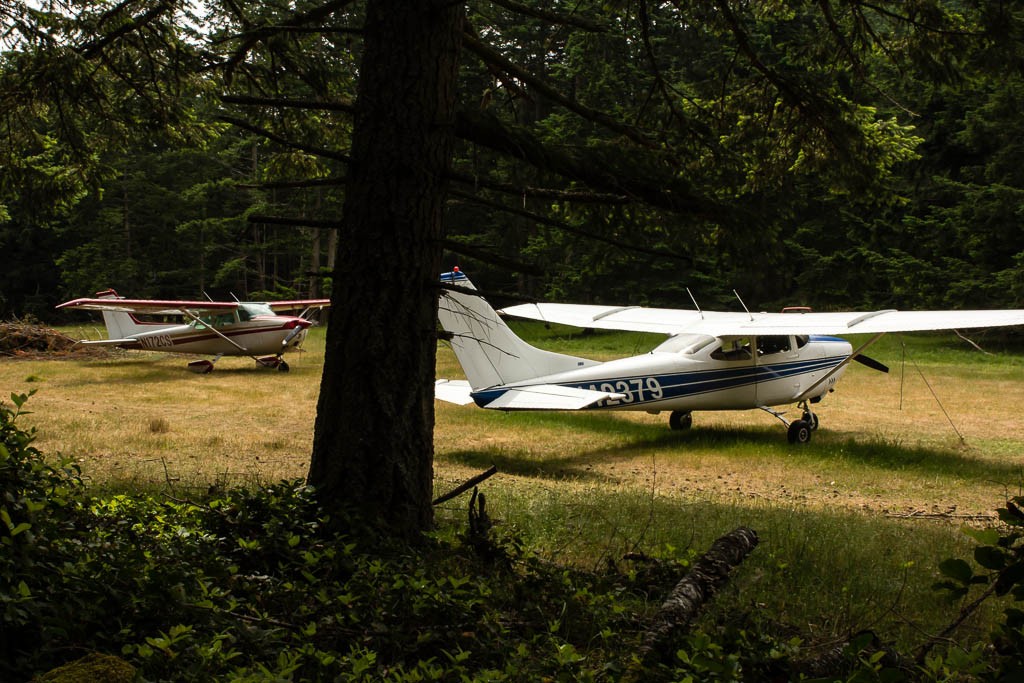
left=796, top=332, right=886, bottom=402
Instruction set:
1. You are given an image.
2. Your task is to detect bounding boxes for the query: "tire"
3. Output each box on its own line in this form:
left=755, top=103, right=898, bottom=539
left=278, top=360, right=290, bottom=373
left=802, top=411, right=819, bottom=431
left=669, top=411, right=692, bottom=431
left=787, top=419, right=812, bottom=444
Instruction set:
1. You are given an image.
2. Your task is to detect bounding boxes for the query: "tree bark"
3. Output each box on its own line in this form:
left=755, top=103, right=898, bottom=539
left=636, top=526, right=759, bottom=663
left=307, top=0, right=462, bottom=539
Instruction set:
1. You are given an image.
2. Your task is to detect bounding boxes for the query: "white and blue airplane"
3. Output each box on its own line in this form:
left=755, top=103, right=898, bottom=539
left=435, top=268, right=1024, bottom=443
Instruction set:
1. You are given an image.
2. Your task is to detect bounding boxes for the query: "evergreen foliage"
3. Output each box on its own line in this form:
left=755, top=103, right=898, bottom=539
left=4, top=2, right=1024, bottom=317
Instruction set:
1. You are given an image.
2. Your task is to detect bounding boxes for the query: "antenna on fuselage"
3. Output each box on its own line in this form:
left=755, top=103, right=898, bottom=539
left=733, top=290, right=754, bottom=322
left=686, top=288, right=704, bottom=320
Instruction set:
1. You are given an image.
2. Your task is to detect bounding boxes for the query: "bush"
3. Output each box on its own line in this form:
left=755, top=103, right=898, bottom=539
left=1, top=390, right=87, bottom=675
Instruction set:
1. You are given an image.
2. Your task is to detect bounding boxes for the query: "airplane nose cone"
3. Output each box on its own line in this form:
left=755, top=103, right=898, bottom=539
left=281, top=322, right=310, bottom=347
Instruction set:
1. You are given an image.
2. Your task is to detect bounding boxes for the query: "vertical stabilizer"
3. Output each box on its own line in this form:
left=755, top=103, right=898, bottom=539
left=94, top=289, right=150, bottom=339
left=437, top=270, right=597, bottom=389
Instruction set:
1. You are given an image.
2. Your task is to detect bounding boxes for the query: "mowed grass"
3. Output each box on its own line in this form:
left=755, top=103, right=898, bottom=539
left=5, top=321, right=1024, bottom=647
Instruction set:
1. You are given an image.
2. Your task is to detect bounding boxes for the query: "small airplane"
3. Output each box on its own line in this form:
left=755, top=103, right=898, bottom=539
left=57, top=289, right=330, bottom=373
left=435, top=268, right=1024, bottom=443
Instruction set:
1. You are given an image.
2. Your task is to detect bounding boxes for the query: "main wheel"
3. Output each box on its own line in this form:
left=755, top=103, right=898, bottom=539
left=669, top=411, right=692, bottom=431
left=787, top=419, right=812, bottom=444
left=278, top=360, right=290, bottom=373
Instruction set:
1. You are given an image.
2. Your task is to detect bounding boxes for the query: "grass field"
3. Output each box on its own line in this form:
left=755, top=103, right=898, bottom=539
left=4, top=321, right=1024, bottom=649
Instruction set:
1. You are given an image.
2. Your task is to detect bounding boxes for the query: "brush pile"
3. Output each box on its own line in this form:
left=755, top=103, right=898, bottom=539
left=0, top=318, right=103, bottom=358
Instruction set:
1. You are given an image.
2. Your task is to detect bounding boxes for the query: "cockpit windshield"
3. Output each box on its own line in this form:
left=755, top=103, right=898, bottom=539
left=238, top=302, right=275, bottom=320
left=653, top=334, right=717, bottom=355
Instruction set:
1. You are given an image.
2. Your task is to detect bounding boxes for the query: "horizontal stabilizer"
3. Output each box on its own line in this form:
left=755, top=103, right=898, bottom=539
left=77, top=338, right=141, bottom=347
left=483, top=384, right=626, bottom=410
left=434, top=379, right=475, bottom=405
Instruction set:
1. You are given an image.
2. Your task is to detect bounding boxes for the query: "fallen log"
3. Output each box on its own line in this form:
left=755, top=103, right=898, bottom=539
left=635, top=526, right=759, bottom=664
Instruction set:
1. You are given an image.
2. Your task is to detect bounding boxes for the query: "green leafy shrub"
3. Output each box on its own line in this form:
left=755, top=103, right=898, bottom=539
left=0, top=390, right=86, bottom=674
left=933, top=496, right=1024, bottom=681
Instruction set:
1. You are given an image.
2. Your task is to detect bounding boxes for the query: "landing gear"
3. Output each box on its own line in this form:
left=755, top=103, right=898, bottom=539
left=187, top=360, right=214, bottom=374
left=761, top=401, right=818, bottom=444
left=187, top=357, right=219, bottom=374
left=787, top=420, right=812, bottom=444
left=669, top=410, right=692, bottom=431
left=256, top=355, right=289, bottom=371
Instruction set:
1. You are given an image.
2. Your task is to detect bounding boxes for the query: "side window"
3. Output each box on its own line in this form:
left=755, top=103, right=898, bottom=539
left=208, top=313, right=238, bottom=328
left=795, top=335, right=809, bottom=349
left=756, top=335, right=791, bottom=356
left=710, top=338, right=752, bottom=361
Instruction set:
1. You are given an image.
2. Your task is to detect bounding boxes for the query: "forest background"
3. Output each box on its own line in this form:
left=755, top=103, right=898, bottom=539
left=3, top=1, right=1024, bottom=321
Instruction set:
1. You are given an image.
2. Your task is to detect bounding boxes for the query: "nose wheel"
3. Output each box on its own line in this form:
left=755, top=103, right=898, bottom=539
left=787, top=419, right=812, bottom=444
left=255, top=355, right=291, bottom=372
left=762, top=402, right=818, bottom=444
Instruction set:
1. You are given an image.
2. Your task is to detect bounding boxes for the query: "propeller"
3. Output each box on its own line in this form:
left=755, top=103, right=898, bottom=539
left=281, top=319, right=311, bottom=348
left=853, top=353, right=889, bottom=373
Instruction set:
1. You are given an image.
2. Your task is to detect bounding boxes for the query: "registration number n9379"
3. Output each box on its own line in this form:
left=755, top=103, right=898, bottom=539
left=585, top=377, right=663, bottom=406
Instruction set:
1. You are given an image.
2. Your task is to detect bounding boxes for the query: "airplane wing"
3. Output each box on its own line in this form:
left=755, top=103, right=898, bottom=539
left=57, top=297, right=238, bottom=316
left=265, top=299, right=332, bottom=312
left=499, top=303, right=1024, bottom=337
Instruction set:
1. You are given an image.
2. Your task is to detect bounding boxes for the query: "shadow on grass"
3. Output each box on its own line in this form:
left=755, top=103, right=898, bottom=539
left=440, top=409, right=1024, bottom=487
left=811, top=433, right=1024, bottom=485
left=57, top=357, right=314, bottom=384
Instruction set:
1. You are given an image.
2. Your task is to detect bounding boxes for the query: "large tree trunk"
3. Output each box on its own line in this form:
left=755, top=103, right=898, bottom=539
left=307, top=0, right=462, bottom=539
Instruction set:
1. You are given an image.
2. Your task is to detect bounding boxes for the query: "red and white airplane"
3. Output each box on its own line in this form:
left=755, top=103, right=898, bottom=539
left=57, top=289, right=330, bottom=373
left=435, top=269, right=1024, bottom=443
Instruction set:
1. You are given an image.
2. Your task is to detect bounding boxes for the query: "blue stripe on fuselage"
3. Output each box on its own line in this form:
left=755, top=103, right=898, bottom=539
left=472, top=355, right=847, bottom=408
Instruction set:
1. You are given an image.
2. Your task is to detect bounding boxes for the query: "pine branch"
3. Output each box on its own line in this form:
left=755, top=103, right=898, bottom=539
left=77, top=0, right=176, bottom=60
left=223, top=0, right=359, bottom=83
left=454, top=108, right=727, bottom=220
left=461, top=30, right=661, bottom=152
left=447, top=168, right=631, bottom=204
left=448, top=188, right=693, bottom=264
left=217, top=114, right=351, bottom=164
left=220, top=93, right=355, bottom=114
left=486, top=0, right=608, bottom=33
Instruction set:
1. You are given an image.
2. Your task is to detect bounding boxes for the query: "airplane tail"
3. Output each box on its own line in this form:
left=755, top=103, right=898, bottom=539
left=94, top=289, right=151, bottom=339
left=437, top=270, right=597, bottom=390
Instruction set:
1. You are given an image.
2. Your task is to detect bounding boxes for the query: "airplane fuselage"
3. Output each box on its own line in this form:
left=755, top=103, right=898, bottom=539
left=470, top=335, right=852, bottom=412
left=124, top=316, right=309, bottom=356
